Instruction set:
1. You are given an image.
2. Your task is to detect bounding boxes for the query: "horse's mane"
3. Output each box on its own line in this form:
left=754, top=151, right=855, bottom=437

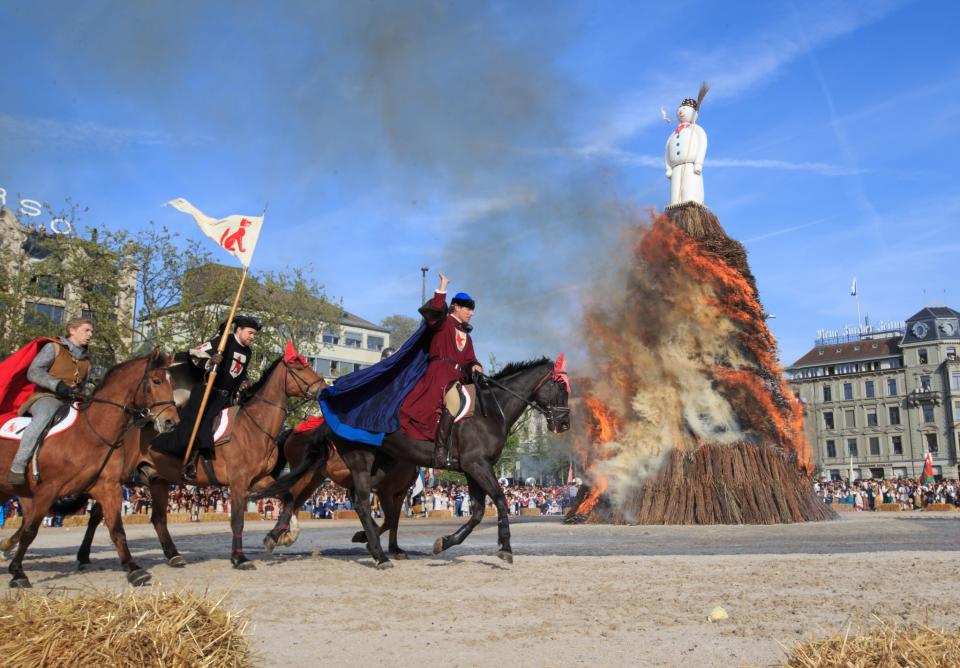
left=492, top=356, right=552, bottom=380
left=92, top=350, right=163, bottom=393
left=239, top=357, right=281, bottom=405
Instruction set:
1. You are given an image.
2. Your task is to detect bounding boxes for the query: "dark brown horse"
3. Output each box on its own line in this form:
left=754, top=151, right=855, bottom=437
left=0, top=349, right=178, bottom=588
left=262, top=425, right=418, bottom=559
left=263, top=357, right=570, bottom=568
left=127, top=349, right=325, bottom=569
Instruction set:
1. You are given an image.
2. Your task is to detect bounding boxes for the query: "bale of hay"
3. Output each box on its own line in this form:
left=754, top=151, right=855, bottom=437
left=0, top=588, right=254, bottom=668
left=876, top=502, right=902, bottom=512
left=784, top=619, right=960, bottom=667
left=923, top=503, right=956, bottom=512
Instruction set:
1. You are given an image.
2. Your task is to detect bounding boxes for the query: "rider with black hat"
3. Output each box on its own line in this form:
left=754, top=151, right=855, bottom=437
left=152, top=315, right=261, bottom=478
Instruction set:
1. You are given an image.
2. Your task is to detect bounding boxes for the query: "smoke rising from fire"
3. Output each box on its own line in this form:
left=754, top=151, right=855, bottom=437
left=574, top=209, right=810, bottom=515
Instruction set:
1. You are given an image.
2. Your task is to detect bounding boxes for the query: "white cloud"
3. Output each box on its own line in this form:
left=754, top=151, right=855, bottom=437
left=583, top=1, right=906, bottom=150
left=0, top=113, right=175, bottom=149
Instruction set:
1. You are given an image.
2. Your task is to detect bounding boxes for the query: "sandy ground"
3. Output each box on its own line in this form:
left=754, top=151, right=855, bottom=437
left=2, top=512, right=960, bottom=667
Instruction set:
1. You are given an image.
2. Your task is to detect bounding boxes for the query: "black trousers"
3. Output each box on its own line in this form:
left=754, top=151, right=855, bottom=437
left=152, top=385, right=230, bottom=457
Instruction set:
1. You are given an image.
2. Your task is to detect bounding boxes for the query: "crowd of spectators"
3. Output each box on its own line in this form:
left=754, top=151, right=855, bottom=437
left=815, top=477, right=960, bottom=511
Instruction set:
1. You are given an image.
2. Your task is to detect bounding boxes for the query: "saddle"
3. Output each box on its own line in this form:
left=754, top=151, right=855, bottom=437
left=447, top=384, right=478, bottom=424
left=211, top=406, right=241, bottom=446
left=0, top=403, right=74, bottom=483
left=0, top=403, right=77, bottom=442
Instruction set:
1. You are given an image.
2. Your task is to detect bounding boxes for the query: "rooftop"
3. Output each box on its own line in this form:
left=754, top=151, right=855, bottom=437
left=788, top=336, right=901, bottom=370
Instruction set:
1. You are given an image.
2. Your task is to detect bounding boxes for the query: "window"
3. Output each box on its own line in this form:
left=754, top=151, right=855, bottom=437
left=865, top=380, right=875, bottom=398
left=893, top=466, right=907, bottom=478
left=367, top=335, right=385, bottom=351
left=847, top=439, right=858, bottom=457
left=30, top=275, right=63, bottom=298
left=869, top=437, right=880, bottom=456
left=81, top=309, right=116, bottom=324
left=825, top=440, right=836, bottom=458
left=344, top=331, right=363, bottom=349
left=887, top=378, right=897, bottom=395
left=922, top=403, right=935, bottom=423
left=845, top=409, right=856, bottom=428
left=24, top=302, right=64, bottom=327
left=925, top=433, right=938, bottom=453
left=888, top=406, right=900, bottom=425
left=918, top=349, right=928, bottom=365
left=952, top=373, right=960, bottom=391
left=823, top=411, right=835, bottom=429
left=843, top=383, right=853, bottom=400
left=948, top=347, right=957, bottom=361
left=920, top=375, right=932, bottom=391
left=830, top=470, right=842, bottom=481
left=866, top=410, right=878, bottom=427
left=870, top=467, right=885, bottom=479
left=329, top=360, right=340, bottom=375
left=822, top=385, right=832, bottom=402
left=322, top=329, right=340, bottom=345
left=892, top=436, right=903, bottom=455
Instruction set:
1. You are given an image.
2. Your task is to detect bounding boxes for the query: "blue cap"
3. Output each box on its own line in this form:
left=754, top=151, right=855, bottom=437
left=451, top=292, right=476, bottom=309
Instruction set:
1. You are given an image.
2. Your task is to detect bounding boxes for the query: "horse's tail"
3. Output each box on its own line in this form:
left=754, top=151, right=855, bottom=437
left=253, top=423, right=330, bottom=499
left=50, top=493, right=91, bottom=515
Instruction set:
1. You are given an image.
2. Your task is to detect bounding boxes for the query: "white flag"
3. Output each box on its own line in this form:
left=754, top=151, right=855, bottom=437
left=850, top=277, right=857, bottom=296
left=410, top=468, right=425, bottom=498
left=167, top=198, right=264, bottom=267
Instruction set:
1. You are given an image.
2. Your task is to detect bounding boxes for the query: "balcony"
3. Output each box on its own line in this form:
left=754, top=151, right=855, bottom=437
left=907, top=387, right=942, bottom=407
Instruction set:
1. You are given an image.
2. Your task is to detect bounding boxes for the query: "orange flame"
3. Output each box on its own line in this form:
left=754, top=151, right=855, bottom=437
left=572, top=211, right=812, bottom=517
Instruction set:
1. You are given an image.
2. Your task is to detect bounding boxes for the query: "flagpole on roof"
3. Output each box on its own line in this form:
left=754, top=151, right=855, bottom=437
left=851, top=277, right=862, bottom=331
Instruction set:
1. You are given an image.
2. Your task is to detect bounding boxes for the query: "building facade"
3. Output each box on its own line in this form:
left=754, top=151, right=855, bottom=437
left=0, top=206, right=137, bottom=351
left=786, top=306, right=960, bottom=481
left=300, top=310, right=391, bottom=381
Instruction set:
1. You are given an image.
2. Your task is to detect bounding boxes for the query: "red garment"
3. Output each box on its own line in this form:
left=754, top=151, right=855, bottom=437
left=293, top=415, right=326, bottom=434
left=399, top=291, right=479, bottom=441
left=0, top=338, right=55, bottom=424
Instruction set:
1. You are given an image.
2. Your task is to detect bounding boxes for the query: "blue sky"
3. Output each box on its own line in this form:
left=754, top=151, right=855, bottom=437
left=1, top=0, right=957, bottom=368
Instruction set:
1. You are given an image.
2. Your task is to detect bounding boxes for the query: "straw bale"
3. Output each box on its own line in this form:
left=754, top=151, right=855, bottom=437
left=877, top=503, right=902, bottom=512
left=0, top=588, right=254, bottom=668
left=922, top=503, right=956, bottom=512
left=783, top=618, right=960, bottom=667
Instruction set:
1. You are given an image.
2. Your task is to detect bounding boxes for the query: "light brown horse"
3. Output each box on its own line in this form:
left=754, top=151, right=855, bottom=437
left=0, top=349, right=178, bottom=588
left=262, top=424, right=418, bottom=559
left=136, top=348, right=325, bottom=569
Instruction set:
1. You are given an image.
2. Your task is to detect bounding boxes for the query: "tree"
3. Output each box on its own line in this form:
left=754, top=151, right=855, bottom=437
left=379, top=314, right=418, bottom=348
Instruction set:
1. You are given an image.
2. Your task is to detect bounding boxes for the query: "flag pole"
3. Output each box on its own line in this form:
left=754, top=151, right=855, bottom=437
left=182, top=266, right=249, bottom=467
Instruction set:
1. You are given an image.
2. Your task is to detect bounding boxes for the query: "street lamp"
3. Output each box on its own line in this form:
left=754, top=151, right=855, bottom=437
left=420, top=266, right=429, bottom=304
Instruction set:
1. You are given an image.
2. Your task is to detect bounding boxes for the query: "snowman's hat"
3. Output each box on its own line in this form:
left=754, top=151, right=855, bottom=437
left=680, top=81, right=710, bottom=113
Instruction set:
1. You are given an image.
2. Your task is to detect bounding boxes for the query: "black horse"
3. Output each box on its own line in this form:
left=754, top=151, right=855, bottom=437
left=265, top=357, right=570, bottom=568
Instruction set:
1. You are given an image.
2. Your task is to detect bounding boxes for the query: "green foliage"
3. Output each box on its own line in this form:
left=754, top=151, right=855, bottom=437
left=379, top=314, right=418, bottom=348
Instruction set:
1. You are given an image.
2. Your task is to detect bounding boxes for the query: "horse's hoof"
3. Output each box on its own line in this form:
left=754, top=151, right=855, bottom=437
left=232, top=558, right=256, bottom=571
left=167, top=555, right=187, bottom=568
left=127, top=569, right=152, bottom=586
left=393, top=550, right=409, bottom=560
left=9, top=577, right=30, bottom=589
left=432, top=537, right=445, bottom=555
left=351, top=531, right=366, bottom=544
left=262, top=535, right=277, bottom=554
left=77, top=561, right=92, bottom=572
left=375, top=560, right=393, bottom=570
left=497, top=550, right=514, bottom=564
left=277, top=532, right=296, bottom=548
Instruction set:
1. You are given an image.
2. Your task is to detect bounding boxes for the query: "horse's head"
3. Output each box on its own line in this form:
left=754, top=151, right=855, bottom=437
left=533, top=354, right=571, bottom=434
left=281, top=341, right=327, bottom=400
left=136, top=348, right=179, bottom=433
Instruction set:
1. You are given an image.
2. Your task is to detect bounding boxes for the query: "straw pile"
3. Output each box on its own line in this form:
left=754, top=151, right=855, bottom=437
left=784, top=619, right=960, bottom=667
left=0, top=588, right=255, bottom=668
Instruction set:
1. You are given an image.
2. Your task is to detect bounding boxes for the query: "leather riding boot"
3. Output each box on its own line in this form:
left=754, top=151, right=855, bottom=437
left=183, top=450, right=201, bottom=481
left=434, top=409, right=455, bottom=468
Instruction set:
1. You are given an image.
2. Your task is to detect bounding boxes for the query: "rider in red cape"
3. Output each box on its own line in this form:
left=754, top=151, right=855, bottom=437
left=399, top=272, right=482, bottom=464
left=0, top=338, right=56, bottom=424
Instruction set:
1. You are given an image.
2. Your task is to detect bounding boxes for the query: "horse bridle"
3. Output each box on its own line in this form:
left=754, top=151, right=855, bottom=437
left=81, top=358, right=178, bottom=450
left=241, top=358, right=325, bottom=441
left=478, top=369, right=570, bottom=431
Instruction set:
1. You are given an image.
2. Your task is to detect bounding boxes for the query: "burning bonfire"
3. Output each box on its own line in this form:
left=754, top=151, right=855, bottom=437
left=566, top=203, right=834, bottom=524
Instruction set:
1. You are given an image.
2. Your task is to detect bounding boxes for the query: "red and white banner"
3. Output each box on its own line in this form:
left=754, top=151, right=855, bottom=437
left=167, top=198, right=264, bottom=267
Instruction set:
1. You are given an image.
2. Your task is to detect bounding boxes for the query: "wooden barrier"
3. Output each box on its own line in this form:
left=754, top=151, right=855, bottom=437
left=484, top=507, right=498, bottom=517
left=334, top=510, right=359, bottom=520
left=876, top=503, right=902, bottom=512
left=519, top=508, right=542, bottom=517
left=298, top=511, right=311, bottom=521
left=427, top=509, right=452, bottom=519
left=831, top=502, right=853, bottom=512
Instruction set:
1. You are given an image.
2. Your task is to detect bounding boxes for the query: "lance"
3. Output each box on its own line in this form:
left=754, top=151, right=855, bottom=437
left=181, top=266, right=249, bottom=468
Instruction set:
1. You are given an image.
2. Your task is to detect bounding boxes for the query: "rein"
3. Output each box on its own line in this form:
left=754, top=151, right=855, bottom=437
left=478, top=370, right=563, bottom=418
left=240, top=359, right=323, bottom=442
